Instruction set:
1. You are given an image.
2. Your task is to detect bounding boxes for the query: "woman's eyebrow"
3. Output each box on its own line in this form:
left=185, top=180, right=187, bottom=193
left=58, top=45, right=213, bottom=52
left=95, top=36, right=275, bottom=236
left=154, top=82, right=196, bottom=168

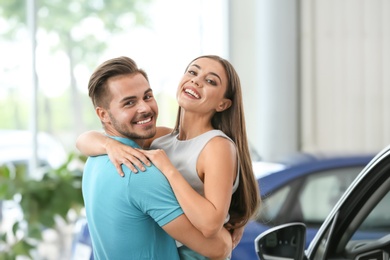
left=189, top=64, right=222, bottom=83
left=209, top=72, right=222, bottom=83
left=190, top=64, right=201, bottom=70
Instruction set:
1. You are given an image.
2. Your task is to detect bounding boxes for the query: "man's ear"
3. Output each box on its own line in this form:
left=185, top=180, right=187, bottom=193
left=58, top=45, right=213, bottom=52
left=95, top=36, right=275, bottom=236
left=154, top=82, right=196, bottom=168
left=96, top=107, right=110, bottom=123
left=216, top=98, right=232, bottom=112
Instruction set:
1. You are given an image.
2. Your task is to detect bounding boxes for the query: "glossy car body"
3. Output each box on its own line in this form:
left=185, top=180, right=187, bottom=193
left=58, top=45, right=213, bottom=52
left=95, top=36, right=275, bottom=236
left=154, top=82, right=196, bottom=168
left=255, top=144, right=390, bottom=260
left=232, top=154, right=374, bottom=260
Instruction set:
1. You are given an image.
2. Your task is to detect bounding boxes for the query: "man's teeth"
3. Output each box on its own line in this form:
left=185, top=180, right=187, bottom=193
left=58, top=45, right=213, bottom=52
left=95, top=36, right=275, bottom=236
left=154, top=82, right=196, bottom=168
left=136, top=118, right=152, bottom=124
left=185, top=89, right=200, bottom=98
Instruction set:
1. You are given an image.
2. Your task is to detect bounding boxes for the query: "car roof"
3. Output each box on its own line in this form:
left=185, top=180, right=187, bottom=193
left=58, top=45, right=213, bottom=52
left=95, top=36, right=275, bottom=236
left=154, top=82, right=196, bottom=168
left=257, top=153, right=375, bottom=196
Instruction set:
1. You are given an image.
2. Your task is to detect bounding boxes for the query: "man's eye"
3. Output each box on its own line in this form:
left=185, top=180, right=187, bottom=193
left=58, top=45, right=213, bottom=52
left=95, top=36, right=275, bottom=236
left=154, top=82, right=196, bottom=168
left=125, top=101, right=135, bottom=106
left=145, top=94, right=153, bottom=100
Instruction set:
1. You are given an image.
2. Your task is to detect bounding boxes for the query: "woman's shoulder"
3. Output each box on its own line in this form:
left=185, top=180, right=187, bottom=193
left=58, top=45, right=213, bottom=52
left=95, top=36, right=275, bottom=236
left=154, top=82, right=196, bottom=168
left=198, top=130, right=235, bottom=154
left=205, top=129, right=232, bottom=143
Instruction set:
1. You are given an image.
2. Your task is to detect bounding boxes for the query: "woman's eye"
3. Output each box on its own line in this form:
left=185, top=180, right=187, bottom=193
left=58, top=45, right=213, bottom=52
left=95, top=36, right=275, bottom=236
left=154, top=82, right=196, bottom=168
left=207, top=79, right=217, bottom=86
left=188, top=70, right=196, bottom=75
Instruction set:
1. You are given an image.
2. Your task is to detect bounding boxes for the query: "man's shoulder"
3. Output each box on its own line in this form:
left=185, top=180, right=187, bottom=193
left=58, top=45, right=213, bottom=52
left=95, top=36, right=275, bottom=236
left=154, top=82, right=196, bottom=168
left=132, top=164, right=164, bottom=179
left=85, top=154, right=109, bottom=164
left=128, top=165, right=171, bottom=192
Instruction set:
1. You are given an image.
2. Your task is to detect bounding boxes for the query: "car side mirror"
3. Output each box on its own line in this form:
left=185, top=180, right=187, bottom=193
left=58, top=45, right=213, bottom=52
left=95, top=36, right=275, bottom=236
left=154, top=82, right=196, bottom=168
left=254, top=222, right=306, bottom=260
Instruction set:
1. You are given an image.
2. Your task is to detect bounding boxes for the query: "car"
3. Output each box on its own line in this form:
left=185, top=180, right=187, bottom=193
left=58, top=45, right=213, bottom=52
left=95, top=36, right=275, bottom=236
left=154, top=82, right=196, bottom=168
left=71, top=215, right=94, bottom=260
left=0, top=130, right=67, bottom=240
left=232, top=153, right=375, bottom=260
left=255, top=144, right=390, bottom=260
left=0, top=129, right=67, bottom=179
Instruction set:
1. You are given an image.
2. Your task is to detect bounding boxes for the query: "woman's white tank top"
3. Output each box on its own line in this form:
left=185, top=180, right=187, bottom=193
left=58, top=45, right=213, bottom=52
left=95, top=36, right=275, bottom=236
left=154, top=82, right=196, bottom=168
left=150, top=129, right=239, bottom=196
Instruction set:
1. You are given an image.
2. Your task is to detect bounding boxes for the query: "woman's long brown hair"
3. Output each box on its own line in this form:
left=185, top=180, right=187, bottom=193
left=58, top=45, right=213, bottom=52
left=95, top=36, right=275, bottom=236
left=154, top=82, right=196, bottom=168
left=173, top=55, right=261, bottom=229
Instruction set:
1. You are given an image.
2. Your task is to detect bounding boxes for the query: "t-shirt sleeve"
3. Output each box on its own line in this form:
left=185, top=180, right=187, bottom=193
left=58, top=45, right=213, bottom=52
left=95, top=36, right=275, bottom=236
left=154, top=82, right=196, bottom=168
left=127, top=165, right=184, bottom=226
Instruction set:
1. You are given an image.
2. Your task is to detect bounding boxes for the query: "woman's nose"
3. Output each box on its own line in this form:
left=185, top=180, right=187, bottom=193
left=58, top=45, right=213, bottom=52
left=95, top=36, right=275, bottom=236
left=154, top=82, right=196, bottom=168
left=191, top=78, right=200, bottom=86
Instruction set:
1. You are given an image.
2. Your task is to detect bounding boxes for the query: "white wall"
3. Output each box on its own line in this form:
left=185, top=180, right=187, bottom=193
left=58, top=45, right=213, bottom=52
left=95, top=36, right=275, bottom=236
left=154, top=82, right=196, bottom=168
left=300, top=0, right=390, bottom=154
left=229, top=0, right=390, bottom=161
left=229, top=0, right=299, bottom=161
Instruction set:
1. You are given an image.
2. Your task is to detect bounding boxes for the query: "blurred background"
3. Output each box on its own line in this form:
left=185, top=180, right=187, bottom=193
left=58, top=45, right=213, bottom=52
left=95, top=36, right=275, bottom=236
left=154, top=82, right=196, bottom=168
left=1, top=0, right=389, bottom=259
left=1, top=0, right=389, bottom=162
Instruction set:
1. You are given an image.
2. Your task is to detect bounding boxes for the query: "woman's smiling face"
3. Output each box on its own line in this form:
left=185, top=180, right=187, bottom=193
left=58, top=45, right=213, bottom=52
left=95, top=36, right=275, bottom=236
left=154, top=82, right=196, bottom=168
left=177, top=57, right=230, bottom=114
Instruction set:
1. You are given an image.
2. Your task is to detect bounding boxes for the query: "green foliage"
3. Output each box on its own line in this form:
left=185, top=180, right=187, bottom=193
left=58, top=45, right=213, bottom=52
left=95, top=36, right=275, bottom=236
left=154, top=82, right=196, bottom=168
left=0, top=0, right=153, bottom=137
left=0, top=152, right=87, bottom=259
left=0, top=0, right=153, bottom=62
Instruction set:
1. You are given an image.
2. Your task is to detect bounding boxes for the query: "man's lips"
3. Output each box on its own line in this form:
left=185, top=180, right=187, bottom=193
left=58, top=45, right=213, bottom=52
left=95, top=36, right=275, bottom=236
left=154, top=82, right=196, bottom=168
left=134, top=117, right=152, bottom=125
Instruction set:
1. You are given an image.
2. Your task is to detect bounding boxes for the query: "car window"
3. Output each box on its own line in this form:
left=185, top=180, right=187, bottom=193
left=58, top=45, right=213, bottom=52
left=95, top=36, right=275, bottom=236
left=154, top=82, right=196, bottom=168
left=352, top=191, right=390, bottom=236
left=298, top=166, right=363, bottom=224
left=310, top=162, right=390, bottom=260
left=338, top=179, right=390, bottom=258
left=256, top=185, right=291, bottom=224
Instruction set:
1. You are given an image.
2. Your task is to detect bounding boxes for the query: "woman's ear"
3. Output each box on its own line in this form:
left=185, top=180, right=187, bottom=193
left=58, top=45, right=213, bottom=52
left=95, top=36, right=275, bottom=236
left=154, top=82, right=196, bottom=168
left=216, top=98, right=232, bottom=112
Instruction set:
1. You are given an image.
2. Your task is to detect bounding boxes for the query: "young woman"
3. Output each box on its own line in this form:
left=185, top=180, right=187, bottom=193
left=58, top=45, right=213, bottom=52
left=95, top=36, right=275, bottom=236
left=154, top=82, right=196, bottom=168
left=76, top=55, right=261, bottom=259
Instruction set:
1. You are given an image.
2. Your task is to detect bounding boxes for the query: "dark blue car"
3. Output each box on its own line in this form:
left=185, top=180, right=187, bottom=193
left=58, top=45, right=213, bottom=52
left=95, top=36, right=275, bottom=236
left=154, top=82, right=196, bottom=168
left=231, top=154, right=374, bottom=260
left=255, top=145, right=390, bottom=260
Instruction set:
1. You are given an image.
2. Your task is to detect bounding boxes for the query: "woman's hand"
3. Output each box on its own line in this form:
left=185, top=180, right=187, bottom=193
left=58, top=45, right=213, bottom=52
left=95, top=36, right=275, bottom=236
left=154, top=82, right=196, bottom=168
left=231, top=226, right=244, bottom=250
left=137, top=149, right=176, bottom=178
left=105, top=138, right=151, bottom=176
left=224, top=224, right=245, bottom=251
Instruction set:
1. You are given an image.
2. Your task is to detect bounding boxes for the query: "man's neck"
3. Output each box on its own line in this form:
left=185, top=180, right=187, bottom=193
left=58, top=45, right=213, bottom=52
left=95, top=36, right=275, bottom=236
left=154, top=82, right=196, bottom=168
left=136, top=139, right=146, bottom=149
left=104, top=131, right=143, bottom=148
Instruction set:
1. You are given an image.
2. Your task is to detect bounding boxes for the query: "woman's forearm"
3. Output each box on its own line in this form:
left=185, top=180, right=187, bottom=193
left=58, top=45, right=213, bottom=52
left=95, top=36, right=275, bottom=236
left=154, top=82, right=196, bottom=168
left=165, top=169, right=230, bottom=237
left=140, top=147, right=235, bottom=238
left=76, top=130, right=109, bottom=156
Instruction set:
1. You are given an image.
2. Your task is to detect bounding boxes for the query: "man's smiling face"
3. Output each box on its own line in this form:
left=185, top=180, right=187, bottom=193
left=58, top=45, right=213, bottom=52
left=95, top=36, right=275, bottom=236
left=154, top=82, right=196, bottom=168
left=98, top=73, right=158, bottom=145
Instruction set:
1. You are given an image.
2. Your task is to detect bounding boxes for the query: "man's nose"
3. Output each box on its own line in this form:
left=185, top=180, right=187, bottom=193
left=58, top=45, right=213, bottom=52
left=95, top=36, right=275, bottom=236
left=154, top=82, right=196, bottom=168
left=137, top=100, right=152, bottom=113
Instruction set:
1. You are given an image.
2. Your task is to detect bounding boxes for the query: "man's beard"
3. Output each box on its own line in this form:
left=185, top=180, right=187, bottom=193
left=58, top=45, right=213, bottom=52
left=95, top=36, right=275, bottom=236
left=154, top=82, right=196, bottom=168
left=108, top=112, right=156, bottom=140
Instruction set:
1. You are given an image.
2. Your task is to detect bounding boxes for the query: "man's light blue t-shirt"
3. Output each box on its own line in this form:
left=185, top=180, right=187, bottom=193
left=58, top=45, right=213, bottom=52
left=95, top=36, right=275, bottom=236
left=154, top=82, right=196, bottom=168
left=82, top=136, right=184, bottom=259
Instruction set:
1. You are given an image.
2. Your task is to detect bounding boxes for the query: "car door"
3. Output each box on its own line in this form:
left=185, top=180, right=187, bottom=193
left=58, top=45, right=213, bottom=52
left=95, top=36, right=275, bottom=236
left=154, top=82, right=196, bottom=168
left=307, top=148, right=390, bottom=259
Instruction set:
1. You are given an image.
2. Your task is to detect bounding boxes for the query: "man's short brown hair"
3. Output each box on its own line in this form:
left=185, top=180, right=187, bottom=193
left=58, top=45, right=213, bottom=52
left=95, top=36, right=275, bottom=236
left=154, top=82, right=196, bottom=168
left=88, top=56, right=149, bottom=108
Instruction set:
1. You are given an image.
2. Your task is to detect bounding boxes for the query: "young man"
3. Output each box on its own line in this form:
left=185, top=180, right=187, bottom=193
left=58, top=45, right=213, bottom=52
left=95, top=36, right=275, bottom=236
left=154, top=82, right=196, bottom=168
left=82, top=56, right=232, bottom=259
